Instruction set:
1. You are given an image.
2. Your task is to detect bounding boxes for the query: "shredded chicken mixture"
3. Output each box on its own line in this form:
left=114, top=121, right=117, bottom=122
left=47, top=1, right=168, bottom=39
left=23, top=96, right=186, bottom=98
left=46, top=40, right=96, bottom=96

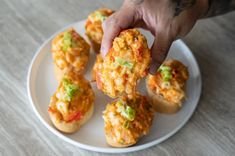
left=96, top=29, right=151, bottom=98
left=85, top=8, right=113, bottom=44
left=147, top=60, right=189, bottom=105
left=103, top=94, right=154, bottom=145
left=48, top=70, right=94, bottom=122
left=51, top=28, right=90, bottom=72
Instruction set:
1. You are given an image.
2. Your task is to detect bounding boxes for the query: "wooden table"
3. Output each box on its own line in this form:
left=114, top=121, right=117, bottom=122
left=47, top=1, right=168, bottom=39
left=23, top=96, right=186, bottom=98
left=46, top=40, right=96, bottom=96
left=0, top=0, right=235, bottom=155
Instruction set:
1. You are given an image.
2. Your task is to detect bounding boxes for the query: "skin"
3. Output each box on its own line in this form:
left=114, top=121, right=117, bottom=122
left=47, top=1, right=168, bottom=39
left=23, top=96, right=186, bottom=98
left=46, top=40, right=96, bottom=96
left=206, top=0, right=235, bottom=17
left=101, top=0, right=235, bottom=74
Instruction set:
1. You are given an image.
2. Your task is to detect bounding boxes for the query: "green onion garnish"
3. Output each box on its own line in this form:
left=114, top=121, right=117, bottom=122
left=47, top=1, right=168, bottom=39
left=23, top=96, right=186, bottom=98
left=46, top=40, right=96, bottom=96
left=62, top=78, right=79, bottom=102
left=115, top=57, right=134, bottom=69
left=95, top=12, right=107, bottom=22
left=158, top=65, right=172, bottom=82
left=117, top=101, right=136, bottom=121
left=62, top=31, right=72, bottom=52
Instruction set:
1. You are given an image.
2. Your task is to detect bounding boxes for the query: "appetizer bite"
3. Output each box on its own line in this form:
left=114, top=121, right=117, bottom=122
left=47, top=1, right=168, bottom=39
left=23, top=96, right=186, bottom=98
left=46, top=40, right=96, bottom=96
left=103, top=94, right=154, bottom=147
left=51, top=28, right=90, bottom=81
left=95, top=29, right=151, bottom=98
left=146, top=59, right=189, bottom=113
left=85, top=8, right=113, bottom=53
left=48, top=70, right=95, bottom=133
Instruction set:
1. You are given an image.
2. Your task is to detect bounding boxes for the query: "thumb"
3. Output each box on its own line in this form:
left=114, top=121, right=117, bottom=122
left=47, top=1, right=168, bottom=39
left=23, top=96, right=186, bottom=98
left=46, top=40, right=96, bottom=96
left=149, top=32, right=173, bottom=74
left=101, top=6, right=136, bottom=58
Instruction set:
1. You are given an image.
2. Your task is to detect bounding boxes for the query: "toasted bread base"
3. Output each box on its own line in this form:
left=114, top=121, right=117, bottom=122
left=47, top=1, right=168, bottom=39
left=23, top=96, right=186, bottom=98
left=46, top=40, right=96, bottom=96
left=146, top=84, right=182, bottom=114
left=105, top=134, right=136, bottom=148
left=49, top=103, right=94, bottom=133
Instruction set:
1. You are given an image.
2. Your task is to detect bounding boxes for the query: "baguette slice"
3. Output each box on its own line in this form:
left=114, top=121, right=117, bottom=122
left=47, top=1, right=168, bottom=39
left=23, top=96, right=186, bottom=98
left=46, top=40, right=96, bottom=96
left=146, top=59, right=189, bottom=114
left=103, top=94, right=154, bottom=147
left=49, top=104, right=94, bottom=133
left=146, top=83, right=183, bottom=113
left=48, top=70, right=95, bottom=133
left=105, top=133, right=136, bottom=147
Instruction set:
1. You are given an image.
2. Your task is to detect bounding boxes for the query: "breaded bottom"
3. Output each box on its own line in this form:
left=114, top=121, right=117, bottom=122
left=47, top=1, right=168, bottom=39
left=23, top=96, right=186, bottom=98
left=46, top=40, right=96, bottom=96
left=96, top=29, right=151, bottom=98
left=103, top=93, right=154, bottom=147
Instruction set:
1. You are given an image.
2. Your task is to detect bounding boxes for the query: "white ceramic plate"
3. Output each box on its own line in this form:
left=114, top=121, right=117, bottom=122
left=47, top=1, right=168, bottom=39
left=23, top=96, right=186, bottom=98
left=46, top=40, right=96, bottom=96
left=27, top=20, right=201, bottom=153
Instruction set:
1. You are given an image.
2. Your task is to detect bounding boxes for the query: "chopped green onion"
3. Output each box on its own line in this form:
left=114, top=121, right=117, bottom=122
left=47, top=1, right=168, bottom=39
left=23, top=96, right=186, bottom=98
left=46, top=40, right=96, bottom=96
left=115, top=57, right=134, bottom=69
left=62, top=31, right=72, bottom=52
left=158, top=65, right=171, bottom=72
left=117, top=101, right=136, bottom=121
left=62, top=78, right=79, bottom=102
left=162, top=71, right=172, bottom=81
left=95, top=12, right=107, bottom=22
left=158, top=65, right=172, bottom=82
left=123, top=106, right=136, bottom=121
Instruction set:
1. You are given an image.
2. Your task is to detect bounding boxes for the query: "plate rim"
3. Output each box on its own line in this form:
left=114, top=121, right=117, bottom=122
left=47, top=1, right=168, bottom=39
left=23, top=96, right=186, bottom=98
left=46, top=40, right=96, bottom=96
left=27, top=21, right=202, bottom=153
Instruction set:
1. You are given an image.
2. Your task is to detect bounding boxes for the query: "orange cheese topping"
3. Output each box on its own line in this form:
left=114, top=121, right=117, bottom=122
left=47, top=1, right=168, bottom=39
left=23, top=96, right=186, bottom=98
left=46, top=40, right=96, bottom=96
left=85, top=8, right=113, bottom=44
left=48, top=70, right=94, bottom=122
left=147, top=60, right=189, bottom=105
left=103, top=94, right=154, bottom=145
left=96, top=29, right=151, bottom=98
left=51, top=28, right=90, bottom=73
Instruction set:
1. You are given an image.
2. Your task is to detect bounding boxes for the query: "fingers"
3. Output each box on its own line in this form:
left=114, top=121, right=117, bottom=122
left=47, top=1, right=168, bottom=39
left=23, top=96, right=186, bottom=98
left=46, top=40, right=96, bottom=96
left=149, top=31, right=173, bottom=75
left=101, top=6, right=136, bottom=58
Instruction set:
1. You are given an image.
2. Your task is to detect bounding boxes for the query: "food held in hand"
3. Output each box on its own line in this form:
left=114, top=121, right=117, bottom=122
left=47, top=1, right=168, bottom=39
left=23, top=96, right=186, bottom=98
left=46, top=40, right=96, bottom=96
left=85, top=8, right=114, bottom=53
left=48, top=70, right=95, bottom=133
left=103, top=94, right=154, bottom=147
left=146, top=59, right=189, bottom=113
left=96, top=29, right=151, bottom=98
left=51, top=28, right=90, bottom=81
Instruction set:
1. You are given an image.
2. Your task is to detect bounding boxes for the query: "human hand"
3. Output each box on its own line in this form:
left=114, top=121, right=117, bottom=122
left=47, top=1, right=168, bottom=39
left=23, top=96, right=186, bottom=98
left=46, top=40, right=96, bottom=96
left=101, top=0, right=208, bottom=74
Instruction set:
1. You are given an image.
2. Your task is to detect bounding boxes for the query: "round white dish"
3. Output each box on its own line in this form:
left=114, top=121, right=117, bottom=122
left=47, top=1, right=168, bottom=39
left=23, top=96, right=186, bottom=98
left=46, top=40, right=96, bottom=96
left=27, top=20, right=201, bottom=153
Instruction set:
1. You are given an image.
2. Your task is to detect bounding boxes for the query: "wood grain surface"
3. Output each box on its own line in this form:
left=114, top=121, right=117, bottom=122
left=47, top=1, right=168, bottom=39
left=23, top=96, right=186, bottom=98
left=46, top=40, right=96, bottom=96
left=0, top=0, right=234, bottom=155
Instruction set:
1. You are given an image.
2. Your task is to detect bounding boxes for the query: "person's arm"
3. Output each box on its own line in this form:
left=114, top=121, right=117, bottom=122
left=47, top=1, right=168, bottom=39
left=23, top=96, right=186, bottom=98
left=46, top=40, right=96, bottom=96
left=206, top=0, right=235, bottom=17
left=172, top=0, right=235, bottom=17
left=101, top=0, right=235, bottom=74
